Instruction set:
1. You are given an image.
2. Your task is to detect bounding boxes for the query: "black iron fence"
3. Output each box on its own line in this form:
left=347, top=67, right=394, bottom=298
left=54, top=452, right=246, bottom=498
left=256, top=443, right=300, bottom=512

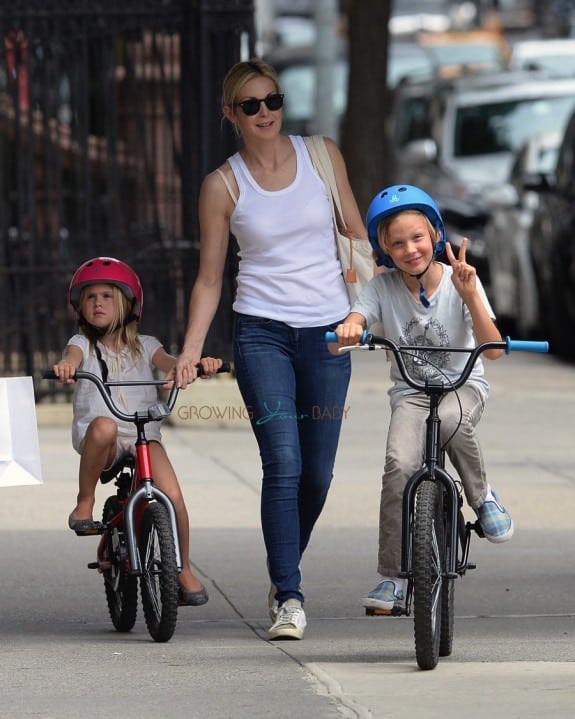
left=0, top=0, right=254, bottom=397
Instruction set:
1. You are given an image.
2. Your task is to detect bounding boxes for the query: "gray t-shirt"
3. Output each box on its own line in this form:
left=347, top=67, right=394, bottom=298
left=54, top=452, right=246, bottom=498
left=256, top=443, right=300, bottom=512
left=352, top=264, right=494, bottom=405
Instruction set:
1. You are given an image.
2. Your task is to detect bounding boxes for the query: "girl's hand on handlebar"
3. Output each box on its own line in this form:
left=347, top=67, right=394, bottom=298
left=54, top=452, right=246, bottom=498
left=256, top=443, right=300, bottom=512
left=52, top=361, right=77, bottom=384
left=198, top=356, right=223, bottom=378
left=170, top=355, right=225, bottom=388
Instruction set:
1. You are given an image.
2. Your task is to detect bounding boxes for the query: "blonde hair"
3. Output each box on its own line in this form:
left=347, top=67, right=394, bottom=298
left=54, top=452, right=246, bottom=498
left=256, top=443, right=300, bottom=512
left=222, top=58, right=281, bottom=112
left=377, top=210, right=438, bottom=257
left=79, top=284, right=142, bottom=359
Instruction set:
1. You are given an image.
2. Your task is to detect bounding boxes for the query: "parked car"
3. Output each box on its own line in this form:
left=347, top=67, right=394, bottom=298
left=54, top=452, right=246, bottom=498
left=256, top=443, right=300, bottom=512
left=509, top=38, right=575, bottom=77
left=526, top=108, right=575, bottom=357
left=476, top=0, right=535, bottom=30
left=390, top=71, right=575, bottom=291
left=389, top=0, right=477, bottom=35
left=417, top=29, right=510, bottom=77
left=481, top=130, right=562, bottom=336
left=389, top=0, right=453, bottom=35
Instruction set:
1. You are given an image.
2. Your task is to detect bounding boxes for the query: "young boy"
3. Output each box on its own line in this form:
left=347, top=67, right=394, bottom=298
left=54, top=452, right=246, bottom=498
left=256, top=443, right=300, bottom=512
left=333, top=185, right=513, bottom=612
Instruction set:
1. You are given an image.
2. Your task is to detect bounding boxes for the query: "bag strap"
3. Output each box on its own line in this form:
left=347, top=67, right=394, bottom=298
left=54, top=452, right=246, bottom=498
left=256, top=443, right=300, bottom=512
left=304, top=135, right=347, bottom=225
left=304, top=135, right=355, bottom=270
left=215, top=167, right=238, bottom=206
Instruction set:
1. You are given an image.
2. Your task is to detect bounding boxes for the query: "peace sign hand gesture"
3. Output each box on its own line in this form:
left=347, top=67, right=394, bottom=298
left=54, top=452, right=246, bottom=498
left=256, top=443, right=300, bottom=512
left=445, top=238, right=477, bottom=301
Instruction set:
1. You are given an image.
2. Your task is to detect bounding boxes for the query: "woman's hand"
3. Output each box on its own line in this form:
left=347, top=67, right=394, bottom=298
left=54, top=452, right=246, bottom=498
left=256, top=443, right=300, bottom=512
left=173, top=350, right=201, bottom=389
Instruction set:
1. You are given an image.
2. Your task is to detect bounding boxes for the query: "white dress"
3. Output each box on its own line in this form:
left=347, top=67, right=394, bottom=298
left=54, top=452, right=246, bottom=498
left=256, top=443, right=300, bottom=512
left=66, top=333, right=163, bottom=454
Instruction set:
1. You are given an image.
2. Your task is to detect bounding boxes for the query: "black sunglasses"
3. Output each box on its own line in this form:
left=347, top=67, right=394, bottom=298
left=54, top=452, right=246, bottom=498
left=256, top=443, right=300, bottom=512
left=236, top=93, right=284, bottom=116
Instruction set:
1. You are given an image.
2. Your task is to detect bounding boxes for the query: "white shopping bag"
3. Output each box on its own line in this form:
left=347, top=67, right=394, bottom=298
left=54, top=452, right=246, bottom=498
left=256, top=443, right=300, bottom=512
left=0, top=376, right=43, bottom=487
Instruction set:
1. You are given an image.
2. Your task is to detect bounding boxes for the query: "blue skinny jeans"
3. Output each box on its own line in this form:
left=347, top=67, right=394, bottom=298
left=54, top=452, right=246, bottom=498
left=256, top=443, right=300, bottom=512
left=233, top=313, right=351, bottom=606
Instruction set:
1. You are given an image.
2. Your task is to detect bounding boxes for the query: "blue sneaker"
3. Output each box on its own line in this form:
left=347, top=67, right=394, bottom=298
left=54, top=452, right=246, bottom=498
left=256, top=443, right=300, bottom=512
left=362, top=578, right=405, bottom=611
left=476, top=489, right=514, bottom=543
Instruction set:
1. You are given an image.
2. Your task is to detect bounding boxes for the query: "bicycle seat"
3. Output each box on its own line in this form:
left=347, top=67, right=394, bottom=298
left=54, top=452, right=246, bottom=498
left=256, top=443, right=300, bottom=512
left=100, top=453, right=135, bottom=484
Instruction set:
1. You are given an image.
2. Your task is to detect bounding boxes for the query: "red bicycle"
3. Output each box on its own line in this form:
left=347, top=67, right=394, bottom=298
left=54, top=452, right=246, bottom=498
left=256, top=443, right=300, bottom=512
left=43, top=364, right=229, bottom=642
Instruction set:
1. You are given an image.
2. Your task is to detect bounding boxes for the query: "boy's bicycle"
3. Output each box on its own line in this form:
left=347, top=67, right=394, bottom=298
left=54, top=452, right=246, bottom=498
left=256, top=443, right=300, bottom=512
left=43, top=364, right=229, bottom=643
left=326, top=332, right=548, bottom=669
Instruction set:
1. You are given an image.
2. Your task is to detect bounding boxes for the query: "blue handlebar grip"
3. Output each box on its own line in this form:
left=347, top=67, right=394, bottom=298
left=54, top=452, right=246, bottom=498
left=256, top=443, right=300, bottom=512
left=325, top=330, right=370, bottom=344
left=506, top=338, right=549, bottom=354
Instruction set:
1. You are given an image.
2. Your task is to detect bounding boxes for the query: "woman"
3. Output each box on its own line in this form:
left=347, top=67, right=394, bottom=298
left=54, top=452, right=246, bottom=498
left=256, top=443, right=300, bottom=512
left=175, top=58, right=368, bottom=639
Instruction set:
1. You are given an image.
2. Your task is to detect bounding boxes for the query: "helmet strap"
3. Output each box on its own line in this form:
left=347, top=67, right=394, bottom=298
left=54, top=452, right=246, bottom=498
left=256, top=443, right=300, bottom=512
left=408, top=257, right=434, bottom=308
left=78, top=315, right=108, bottom=336
left=93, top=343, right=111, bottom=397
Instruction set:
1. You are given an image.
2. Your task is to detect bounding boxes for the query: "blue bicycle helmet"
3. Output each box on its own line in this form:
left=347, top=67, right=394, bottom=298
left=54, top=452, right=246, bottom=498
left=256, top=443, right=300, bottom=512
left=366, top=184, right=446, bottom=269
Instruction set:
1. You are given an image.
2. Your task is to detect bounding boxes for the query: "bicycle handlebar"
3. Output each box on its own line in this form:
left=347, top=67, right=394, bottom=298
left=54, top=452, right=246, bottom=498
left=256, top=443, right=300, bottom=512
left=325, top=331, right=549, bottom=394
left=42, top=363, right=231, bottom=424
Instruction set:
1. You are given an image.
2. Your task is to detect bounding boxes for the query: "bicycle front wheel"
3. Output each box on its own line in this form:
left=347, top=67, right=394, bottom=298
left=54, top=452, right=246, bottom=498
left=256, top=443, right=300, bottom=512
left=138, top=502, right=179, bottom=642
left=413, top=479, right=445, bottom=670
left=102, top=496, right=138, bottom=633
left=439, top=504, right=460, bottom=657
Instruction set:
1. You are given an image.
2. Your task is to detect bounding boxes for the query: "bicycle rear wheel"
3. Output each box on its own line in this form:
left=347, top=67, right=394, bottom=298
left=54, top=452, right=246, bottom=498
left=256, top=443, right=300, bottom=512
left=102, top=496, right=138, bottom=632
left=413, top=479, right=445, bottom=670
left=138, top=502, right=179, bottom=642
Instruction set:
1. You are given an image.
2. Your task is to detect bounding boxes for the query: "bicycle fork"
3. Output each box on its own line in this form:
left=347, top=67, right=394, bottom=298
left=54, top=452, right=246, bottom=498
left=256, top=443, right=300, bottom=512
left=124, top=480, right=183, bottom=575
left=124, top=437, right=183, bottom=575
left=399, top=390, right=462, bottom=603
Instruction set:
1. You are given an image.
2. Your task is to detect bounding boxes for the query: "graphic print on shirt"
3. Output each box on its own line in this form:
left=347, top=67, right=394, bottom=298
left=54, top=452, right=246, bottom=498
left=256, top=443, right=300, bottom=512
left=399, top=317, right=452, bottom=382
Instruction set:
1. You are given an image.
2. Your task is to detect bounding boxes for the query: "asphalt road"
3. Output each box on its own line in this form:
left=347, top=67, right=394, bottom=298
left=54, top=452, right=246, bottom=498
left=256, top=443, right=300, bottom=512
left=1, top=348, right=574, bottom=718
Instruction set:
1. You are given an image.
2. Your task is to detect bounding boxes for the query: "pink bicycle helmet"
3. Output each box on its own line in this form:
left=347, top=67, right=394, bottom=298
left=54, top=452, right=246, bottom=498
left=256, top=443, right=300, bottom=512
left=68, top=257, right=143, bottom=321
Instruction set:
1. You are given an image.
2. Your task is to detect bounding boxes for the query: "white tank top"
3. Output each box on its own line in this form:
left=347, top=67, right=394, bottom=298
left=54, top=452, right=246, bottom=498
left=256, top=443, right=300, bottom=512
left=228, top=135, right=350, bottom=327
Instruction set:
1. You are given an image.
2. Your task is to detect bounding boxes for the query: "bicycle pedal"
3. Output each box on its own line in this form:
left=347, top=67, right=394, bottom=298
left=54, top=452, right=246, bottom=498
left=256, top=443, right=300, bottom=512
left=365, top=605, right=406, bottom=617
left=469, top=520, right=485, bottom=538
left=74, top=523, right=104, bottom=537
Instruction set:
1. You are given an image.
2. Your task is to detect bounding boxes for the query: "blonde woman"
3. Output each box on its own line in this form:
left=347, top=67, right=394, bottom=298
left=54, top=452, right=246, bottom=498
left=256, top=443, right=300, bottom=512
left=175, top=59, right=368, bottom=640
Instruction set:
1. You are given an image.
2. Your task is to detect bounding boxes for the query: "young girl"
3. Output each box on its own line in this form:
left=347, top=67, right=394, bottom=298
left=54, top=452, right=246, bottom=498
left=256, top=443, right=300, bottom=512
left=53, top=256, right=222, bottom=606
left=334, top=185, right=513, bottom=612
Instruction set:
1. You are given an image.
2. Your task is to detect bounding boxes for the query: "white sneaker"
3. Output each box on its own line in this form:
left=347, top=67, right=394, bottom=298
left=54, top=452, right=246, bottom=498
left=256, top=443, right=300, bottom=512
left=267, top=562, right=302, bottom=621
left=268, top=599, right=306, bottom=641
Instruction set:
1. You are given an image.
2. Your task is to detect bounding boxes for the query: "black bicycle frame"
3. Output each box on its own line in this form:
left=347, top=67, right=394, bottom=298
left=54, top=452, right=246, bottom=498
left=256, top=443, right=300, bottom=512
left=400, top=388, right=460, bottom=580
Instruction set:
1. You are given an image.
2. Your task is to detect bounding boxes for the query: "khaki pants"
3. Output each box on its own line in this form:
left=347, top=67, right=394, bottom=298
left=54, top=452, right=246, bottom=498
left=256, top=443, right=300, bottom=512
left=377, top=385, right=487, bottom=576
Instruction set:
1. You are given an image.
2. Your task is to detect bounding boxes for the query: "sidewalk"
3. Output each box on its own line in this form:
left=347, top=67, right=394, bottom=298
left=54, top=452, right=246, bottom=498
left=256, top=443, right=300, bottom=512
left=35, top=372, right=245, bottom=429
left=7, top=350, right=575, bottom=718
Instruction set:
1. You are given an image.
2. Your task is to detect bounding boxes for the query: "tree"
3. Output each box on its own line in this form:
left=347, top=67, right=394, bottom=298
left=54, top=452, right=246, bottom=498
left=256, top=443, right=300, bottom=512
left=341, top=0, right=393, bottom=216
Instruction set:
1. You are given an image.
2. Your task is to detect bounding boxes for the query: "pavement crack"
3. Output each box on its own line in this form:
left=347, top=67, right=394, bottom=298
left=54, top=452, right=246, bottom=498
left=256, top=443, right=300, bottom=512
left=210, top=456, right=260, bottom=494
